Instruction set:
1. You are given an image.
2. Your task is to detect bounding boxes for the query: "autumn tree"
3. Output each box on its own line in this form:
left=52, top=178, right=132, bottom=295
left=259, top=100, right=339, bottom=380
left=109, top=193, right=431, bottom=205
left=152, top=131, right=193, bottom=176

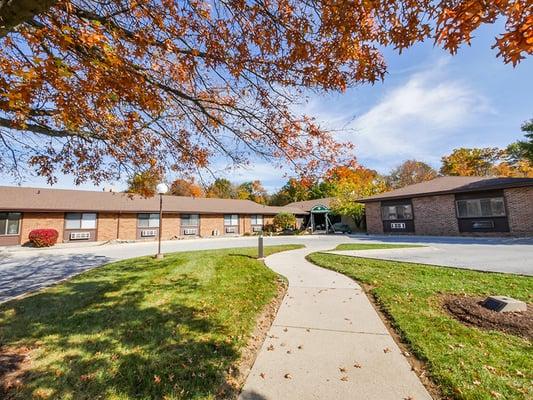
left=440, top=148, right=503, bottom=176
left=329, top=167, right=387, bottom=229
left=169, top=178, right=203, bottom=197
left=387, top=160, right=438, bottom=189
left=205, top=178, right=236, bottom=199
left=1, top=1, right=532, bottom=186
left=125, top=169, right=161, bottom=197
left=236, top=181, right=268, bottom=204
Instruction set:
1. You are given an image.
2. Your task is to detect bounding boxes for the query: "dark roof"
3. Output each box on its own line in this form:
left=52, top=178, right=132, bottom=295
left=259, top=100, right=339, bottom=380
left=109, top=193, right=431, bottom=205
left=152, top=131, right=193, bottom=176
left=358, top=176, right=533, bottom=203
left=284, top=197, right=335, bottom=212
left=0, top=186, right=305, bottom=215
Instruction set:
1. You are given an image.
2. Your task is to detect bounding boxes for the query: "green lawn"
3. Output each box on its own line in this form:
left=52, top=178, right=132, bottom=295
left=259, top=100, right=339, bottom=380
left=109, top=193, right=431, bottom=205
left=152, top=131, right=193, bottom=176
left=307, top=252, right=532, bottom=400
left=0, top=245, right=302, bottom=400
left=333, top=243, right=425, bottom=251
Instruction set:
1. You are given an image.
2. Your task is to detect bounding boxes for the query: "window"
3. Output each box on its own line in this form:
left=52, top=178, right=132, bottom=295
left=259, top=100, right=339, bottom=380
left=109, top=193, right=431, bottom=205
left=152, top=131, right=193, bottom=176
left=251, top=214, right=263, bottom=225
left=181, top=214, right=199, bottom=226
left=224, top=214, right=239, bottom=226
left=381, top=204, right=413, bottom=220
left=137, top=213, right=160, bottom=228
left=456, top=198, right=506, bottom=218
left=0, top=212, right=21, bottom=235
left=65, top=213, right=97, bottom=229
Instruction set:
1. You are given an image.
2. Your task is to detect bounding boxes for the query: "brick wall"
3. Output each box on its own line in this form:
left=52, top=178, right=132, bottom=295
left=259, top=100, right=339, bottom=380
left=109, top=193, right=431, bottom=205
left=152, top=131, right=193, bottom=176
left=364, top=202, right=383, bottom=234
left=20, top=212, right=65, bottom=244
left=117, top=213, right=137, bottom=240
left=160, top=213, right=180, bottom=239
left=97, top=212, right=120, bottom=241
left=412, top=195, right=459, bottom=236
left=200, top=214, right=224, bottom=237
left=505, top=187, right=533, bottom=236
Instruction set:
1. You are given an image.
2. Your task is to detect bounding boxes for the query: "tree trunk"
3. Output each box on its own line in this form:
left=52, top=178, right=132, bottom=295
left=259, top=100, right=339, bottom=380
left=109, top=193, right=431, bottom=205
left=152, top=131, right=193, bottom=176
left=0, top=0, right=57, bottom=37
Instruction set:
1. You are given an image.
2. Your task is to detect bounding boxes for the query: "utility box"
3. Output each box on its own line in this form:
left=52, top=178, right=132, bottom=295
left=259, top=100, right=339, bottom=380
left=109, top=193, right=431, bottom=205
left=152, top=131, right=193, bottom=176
left=482, top=296, right=527, bottom=313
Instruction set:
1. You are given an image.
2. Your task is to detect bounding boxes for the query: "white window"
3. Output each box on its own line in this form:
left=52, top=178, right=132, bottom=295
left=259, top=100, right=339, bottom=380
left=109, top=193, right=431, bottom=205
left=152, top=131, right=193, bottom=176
left=0, top=212, right=21, bottom=235
left=137, top=213, right=160, bottom=228
left=456, top=198, right=506, bottom=218
left=224, top=214, right=239, bottom=226
left=251, top=214, right=263, bottom=225
left=65, top=213, right=97, bottom=229
left=381, top=205, right=413, bottom=220
left=181, top=214, right=199, bottom=226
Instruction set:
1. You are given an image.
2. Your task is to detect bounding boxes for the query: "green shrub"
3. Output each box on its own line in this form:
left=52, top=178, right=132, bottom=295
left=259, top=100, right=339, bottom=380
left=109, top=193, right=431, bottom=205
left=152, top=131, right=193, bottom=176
left=273, top=212, right=296, bottom=231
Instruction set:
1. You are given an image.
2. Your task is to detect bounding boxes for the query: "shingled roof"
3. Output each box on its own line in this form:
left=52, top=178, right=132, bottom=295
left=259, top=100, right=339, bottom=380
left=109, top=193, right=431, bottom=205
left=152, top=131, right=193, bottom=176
left=357, top=176, right=533, bottom=203
left=284, top=197, right=336, bottom=212
left=0, top=186, right=305, bottom=215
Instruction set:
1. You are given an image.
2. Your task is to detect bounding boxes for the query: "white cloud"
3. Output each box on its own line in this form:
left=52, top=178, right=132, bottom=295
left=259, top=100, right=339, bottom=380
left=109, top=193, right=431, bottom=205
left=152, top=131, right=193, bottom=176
left=300, top=59, right=494, bottom=173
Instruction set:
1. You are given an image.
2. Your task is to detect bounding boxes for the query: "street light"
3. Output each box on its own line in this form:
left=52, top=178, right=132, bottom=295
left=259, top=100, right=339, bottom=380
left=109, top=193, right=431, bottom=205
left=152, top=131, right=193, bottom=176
left=155, top=182, right=169, bottom=259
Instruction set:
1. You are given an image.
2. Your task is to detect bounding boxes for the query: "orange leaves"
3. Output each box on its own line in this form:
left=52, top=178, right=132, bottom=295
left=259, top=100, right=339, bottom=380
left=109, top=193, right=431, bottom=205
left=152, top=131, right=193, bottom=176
left=0, top=0, right=531, bottom=185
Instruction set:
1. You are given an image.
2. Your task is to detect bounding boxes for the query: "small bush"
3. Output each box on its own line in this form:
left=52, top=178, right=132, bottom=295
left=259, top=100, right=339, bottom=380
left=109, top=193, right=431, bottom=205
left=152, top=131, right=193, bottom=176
left=273, top=212, right=296, bottom=231
left=28, top=229, right=59, bottom=247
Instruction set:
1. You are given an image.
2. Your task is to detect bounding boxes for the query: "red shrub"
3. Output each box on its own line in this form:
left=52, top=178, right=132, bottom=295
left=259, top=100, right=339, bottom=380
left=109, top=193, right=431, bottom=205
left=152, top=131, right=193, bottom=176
left=28, top=229, right=59, bottom=247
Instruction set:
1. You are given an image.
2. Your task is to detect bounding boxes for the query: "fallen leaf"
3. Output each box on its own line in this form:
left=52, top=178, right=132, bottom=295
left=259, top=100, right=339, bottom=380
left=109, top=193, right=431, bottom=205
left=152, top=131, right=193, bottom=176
left=267, top=344, right=274, bottom=351
left=473, top=380, right=481, bottom=385
left=339, top=367, right=347, bottom=373
left=284, top=373, right=292, bottom=379
left=283, top=328, right=288, bottom=332
left=490, top=391, right=502, bottom=399
left=340, top=376, right=348, bottom=381
left=154, top=375, right=161, bottom=384
left=297, top=345, right=303, bottom=350
left=353, top=363, right=362, bottom=368
left=286, top=350, right=291, bottom=354
left=259, top=373, right=265, bottom=379
left=383, top=347, right=391, bottom=353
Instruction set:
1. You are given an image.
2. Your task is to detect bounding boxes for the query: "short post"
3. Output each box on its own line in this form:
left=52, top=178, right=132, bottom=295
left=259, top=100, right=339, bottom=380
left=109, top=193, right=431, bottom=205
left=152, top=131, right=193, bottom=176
left=258, top=231, right=264, bottom=259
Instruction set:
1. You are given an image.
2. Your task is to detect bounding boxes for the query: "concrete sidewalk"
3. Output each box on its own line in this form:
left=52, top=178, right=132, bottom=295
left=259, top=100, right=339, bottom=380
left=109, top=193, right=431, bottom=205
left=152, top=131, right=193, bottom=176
left=239, top=246, right=431, bottom=400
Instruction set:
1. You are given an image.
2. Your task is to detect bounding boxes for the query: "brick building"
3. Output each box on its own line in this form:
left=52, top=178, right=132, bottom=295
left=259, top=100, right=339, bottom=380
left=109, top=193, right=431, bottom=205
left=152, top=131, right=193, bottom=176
left=0, top=186, right=304, bottom=246
left=358, top=176, right=533, bottom=237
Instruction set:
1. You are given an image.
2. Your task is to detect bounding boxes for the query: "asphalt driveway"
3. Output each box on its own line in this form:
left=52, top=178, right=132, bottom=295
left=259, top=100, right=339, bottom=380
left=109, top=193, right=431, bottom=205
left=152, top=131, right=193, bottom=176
left=1, top=234, right=532, bottom=303
left=330, top=242, right=533, bottom=276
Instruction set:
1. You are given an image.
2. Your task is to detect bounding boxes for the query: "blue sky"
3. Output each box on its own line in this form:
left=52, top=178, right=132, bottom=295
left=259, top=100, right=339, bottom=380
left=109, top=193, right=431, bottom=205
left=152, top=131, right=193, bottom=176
left=3, top=22, right=532, bottom=193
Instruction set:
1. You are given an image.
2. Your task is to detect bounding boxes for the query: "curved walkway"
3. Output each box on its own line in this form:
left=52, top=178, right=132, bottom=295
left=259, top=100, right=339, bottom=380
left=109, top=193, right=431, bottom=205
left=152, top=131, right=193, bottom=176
left=239, top=245, right=432, bottom=400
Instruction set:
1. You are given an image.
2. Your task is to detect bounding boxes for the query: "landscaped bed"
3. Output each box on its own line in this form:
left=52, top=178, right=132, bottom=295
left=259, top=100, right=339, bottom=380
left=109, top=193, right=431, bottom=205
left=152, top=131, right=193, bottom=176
left=307, top=250, right=532, bottom=400
left=0, top=245, right=302, bottom=400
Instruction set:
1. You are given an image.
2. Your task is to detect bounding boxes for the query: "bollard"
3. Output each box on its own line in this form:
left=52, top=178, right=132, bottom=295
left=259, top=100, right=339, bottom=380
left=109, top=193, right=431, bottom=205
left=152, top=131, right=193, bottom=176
left=258, top=232, right=264, bottom=259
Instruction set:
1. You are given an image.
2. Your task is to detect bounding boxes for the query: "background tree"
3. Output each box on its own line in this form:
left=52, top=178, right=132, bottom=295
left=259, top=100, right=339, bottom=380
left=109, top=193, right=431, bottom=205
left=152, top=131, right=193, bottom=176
left=330, top=167, right=387, bottom=229
left=125, top=170, right=161, bottom=197
left=205, top=179, right=236, bottom=199
left=1, top=1, right=531, bottom=185
left=236, top=181, right=268, bottom=204
left=440, top=148, right=503, bottom=176
left=169, top=178, right=203, bottom=197
left=512, top=119, right=533, bottom=163
left=387, top=160, right=438, bottom=189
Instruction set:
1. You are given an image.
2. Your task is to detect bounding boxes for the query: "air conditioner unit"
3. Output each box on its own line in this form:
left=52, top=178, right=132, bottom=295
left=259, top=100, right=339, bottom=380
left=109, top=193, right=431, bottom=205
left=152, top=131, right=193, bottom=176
left=252, top=226, right=263, bottom=232
left=225, top=227, right=236, bottom=233
left=183, top=228, right=197, bottom=235
left=141, top=229, right=157, bottom=237
left=70, top=231, right=91, bottom=240
left=390, top=222, right=406, bottom=229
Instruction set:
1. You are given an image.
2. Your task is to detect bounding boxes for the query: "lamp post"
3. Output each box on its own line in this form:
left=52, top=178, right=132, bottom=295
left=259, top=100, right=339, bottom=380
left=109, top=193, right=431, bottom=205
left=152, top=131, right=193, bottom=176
left=155, top=182, right=169, bottom=259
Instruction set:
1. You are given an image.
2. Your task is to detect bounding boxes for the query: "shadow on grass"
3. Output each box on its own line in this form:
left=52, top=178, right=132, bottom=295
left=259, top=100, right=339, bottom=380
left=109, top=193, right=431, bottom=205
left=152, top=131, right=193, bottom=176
left=0, top=264, right=239, bottom=399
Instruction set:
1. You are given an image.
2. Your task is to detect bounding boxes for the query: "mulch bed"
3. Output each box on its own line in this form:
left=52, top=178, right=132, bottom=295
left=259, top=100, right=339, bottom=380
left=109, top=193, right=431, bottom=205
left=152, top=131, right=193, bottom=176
left=443, top=295, right=532, bottom=340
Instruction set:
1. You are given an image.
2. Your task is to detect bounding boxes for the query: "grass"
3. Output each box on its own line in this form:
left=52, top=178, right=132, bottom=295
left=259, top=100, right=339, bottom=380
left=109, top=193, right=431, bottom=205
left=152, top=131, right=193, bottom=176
left=307, top=252, right=532, bottom=400
left=0, top=245, right=302, bottom=400
left=333, top=243, right=425, bottom=251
